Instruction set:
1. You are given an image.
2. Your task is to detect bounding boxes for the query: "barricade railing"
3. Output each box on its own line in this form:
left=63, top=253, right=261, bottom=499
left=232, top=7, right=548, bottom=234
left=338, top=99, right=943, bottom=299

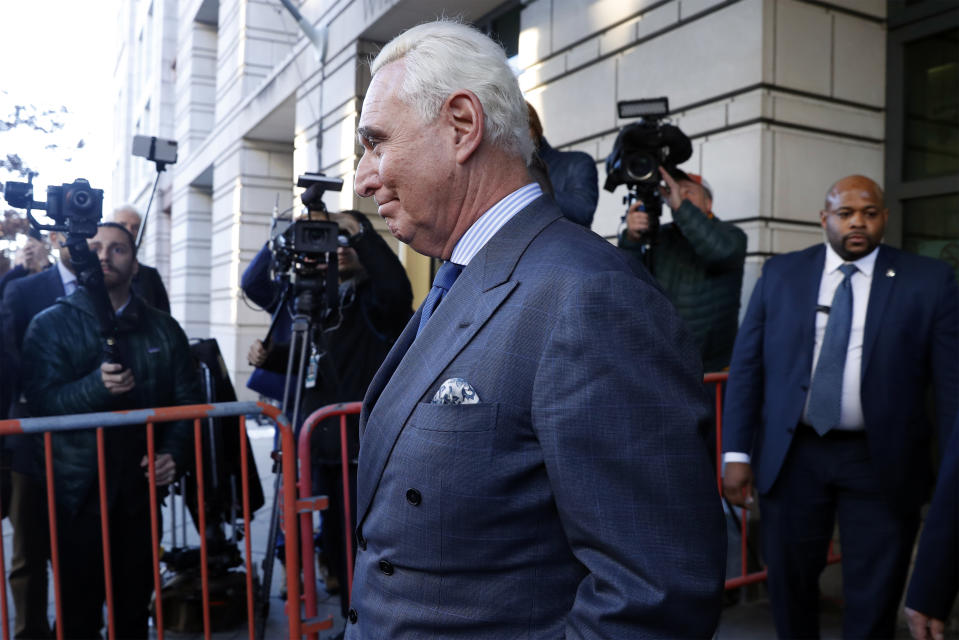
left=705, top=372, right=841, bottom=590
left=296, top=401, right=362, bottom=640
left=0, top=401, right=323, bottom=640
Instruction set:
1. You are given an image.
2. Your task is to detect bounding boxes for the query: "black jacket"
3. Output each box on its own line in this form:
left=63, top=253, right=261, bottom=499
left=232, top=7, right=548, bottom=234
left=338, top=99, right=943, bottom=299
left=619, top=201, right=746, bottom=372
left=22, top=288, right=201, bottom=516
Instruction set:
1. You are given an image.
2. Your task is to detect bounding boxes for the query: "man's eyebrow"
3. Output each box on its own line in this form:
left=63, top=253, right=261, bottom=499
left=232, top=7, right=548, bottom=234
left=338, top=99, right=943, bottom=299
left=357, top=126, right=382, bottom=141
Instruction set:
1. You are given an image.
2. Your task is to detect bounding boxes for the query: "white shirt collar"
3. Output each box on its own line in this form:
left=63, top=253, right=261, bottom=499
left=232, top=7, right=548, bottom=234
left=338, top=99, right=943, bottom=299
left=56, top=259, right=77, bottom=290
left=824, top=242, right=878, bottom=278
left=450, top=183, right=543, bottom=266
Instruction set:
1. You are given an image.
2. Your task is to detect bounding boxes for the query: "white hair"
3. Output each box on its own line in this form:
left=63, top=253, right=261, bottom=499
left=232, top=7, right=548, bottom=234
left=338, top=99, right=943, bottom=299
left=113, top=204, right=142, bottom=222
left=370, top=19, right=533, bottom=164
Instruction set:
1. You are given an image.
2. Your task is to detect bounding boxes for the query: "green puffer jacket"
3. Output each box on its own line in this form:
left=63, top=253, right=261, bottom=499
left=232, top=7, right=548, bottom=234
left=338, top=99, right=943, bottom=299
left=22, top=288, right=201, bottom=517
left=619, top=200, right=747, bottom=373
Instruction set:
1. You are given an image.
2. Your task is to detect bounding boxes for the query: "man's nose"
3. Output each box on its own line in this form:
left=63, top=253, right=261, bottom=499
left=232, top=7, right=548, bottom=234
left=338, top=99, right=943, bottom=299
left=849, top=211, right=866, bottom=226
left=354, top=152, right=378, bottom=198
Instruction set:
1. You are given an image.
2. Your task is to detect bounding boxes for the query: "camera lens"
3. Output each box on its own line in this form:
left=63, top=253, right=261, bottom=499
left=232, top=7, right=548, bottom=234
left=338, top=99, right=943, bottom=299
left=625, top=153, right=657, bottom=183
left=72, top=190, right=91, bottom=208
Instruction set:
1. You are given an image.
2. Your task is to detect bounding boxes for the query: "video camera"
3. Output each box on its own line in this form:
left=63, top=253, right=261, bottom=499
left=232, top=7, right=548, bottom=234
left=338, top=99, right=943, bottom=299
left=266, top=172, right=346, bottom=326
left=604, top=98, right=692, bottom=242
left=269, top=172, right=344, bottom=278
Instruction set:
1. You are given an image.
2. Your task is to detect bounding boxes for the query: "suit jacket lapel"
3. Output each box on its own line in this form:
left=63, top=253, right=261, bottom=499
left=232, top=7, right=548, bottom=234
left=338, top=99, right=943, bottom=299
left=356, top=197, right=559, bottom=523
left=862, top=245, right=895, bottom=375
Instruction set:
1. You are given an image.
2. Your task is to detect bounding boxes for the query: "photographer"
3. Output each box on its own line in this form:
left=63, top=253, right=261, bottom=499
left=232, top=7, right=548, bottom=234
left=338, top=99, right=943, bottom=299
left=21, top=222, right=201, bottom=639
left=619, top=167, right=746, bottom=373
left=245, top=208, right=412, bottom=612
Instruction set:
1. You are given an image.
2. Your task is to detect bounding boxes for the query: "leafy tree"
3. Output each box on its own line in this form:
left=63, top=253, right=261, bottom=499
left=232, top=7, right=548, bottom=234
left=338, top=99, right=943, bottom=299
left=0, top=91, right=79, bottom=274
left=0, top=96, right=77, bottom=178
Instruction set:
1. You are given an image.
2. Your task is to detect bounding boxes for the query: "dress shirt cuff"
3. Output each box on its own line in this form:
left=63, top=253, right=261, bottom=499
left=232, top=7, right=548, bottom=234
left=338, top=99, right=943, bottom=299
left=722, top=451, right=751, bottom=470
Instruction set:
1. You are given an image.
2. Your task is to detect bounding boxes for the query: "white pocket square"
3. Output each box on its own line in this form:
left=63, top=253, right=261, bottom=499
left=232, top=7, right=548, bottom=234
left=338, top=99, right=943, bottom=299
left=431, top=378, right=480, bottom=405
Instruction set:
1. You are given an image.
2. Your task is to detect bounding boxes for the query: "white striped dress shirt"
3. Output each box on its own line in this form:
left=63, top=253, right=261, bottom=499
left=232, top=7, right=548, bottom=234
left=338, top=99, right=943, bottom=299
left=450, top=183, right=543, bottom=267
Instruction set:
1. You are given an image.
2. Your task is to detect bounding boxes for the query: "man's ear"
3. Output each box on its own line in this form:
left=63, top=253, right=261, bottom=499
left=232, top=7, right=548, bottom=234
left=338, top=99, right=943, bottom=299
left=444, top=90, right=484, bottom=164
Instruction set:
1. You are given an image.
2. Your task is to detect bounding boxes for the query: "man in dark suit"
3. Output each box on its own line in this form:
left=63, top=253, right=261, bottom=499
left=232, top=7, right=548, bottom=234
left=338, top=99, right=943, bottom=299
left=113, top=205, right=170, bottom=314
left=346, top=19, right=725, bottom=638
left=904, top=417, right=958, bottom=640
left=0, top=230, right=77, bottom=639
left=722, top=175, right=958, bottom=638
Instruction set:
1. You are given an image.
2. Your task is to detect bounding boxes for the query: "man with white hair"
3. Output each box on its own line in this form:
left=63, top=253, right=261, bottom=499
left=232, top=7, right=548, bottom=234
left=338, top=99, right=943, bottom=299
left=113, top=205, right=170, bottom=313
left=348, top=19, right=725, bottom=638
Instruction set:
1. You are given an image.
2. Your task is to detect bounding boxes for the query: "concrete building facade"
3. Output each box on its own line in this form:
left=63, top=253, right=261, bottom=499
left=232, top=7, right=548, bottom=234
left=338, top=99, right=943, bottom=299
left=111, top=0, right=958, bottom=397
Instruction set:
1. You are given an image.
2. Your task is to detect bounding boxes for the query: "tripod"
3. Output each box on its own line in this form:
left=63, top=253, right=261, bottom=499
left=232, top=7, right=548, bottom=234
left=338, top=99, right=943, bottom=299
left=256, top=269, right=340, bottom=640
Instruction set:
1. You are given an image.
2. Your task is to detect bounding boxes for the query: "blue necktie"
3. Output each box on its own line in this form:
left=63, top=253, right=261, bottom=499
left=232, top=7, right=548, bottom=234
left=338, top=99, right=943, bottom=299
left=806, top=263, right=858, bottom=436
left=417, top=261, right=463, bottom=336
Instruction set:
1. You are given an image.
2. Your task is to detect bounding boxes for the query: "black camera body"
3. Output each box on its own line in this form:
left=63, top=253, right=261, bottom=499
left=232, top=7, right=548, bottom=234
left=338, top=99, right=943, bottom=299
left=271, top=219, right=344, bottom=274
left=4, top=178, right=104, bottom=238
left=604, top=98, right=692, bottom=257
left=604, top=97, right=692, bottom=195
left=604, top=120, right=692, bottom=193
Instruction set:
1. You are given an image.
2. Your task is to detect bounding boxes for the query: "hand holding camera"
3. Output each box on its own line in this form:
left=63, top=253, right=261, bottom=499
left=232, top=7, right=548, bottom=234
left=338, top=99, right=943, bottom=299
left=248, top=339, right=270, bottom=368
left=625, top=201, right=650, bottom=241
left=329, top=212, right=361, bottom=240
left=101, top=362, right=136, bottom=395
left=656, top=166, right=683, bottom=211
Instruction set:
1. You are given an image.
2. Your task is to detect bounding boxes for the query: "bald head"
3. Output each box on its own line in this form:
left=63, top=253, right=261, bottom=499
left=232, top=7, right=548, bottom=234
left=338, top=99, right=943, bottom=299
left=820, top=175, right=888, bottom=261
left=824, top=175, right=884, bottom=210
left=113, top=206, right=142, bottom=239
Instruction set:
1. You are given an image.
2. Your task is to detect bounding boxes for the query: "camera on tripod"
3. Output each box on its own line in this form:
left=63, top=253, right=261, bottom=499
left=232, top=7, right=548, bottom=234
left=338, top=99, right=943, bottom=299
left=269, top=172, right=345, bottom=283
left=604, top=98, right=692, bottom=239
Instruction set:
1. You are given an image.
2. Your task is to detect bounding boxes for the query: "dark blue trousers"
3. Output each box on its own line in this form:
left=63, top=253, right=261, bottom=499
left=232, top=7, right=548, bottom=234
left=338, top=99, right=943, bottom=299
left=759, top=425, right=919, bottom=639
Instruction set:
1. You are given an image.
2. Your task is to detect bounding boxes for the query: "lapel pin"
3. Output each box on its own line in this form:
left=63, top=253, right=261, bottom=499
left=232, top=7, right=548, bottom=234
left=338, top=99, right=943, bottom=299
left=886, top=268, right=896, bottom=278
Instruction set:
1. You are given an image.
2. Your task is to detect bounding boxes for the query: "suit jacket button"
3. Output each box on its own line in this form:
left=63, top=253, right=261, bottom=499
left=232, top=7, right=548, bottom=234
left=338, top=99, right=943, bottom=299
left=379, top=559, right=394, bottom=575
left=348, top=608, right=358, bottom=624
left=406, top=488, right=422, bottom=506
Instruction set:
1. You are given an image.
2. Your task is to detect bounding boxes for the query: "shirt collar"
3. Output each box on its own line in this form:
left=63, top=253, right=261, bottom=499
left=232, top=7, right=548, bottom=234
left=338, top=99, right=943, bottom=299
left=824, top=242, right=878, bottom=278
left=56, top=259, right=77, bottom=288
left=450, top=183, right=543, bottom=266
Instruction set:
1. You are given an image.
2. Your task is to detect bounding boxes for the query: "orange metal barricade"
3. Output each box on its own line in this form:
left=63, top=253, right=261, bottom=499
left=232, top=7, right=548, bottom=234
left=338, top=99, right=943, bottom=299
left=705, top=372, right=841, bottom=591
left=0, top=400, right=324, bottom=640
left=295, top=401, right=362, bottom=640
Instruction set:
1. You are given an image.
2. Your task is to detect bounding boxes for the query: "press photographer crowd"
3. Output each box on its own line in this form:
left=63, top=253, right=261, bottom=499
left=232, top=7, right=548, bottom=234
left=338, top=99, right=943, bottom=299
left=0, top=19, right=956, bottom=640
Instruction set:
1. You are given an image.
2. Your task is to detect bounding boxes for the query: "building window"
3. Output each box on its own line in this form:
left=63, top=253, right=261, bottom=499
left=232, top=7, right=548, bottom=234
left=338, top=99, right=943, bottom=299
left=902, top=28, right=958, bottom=181
left=885, top=4, right=958, bottom=279
left=476, top=2, right=521, bottom=60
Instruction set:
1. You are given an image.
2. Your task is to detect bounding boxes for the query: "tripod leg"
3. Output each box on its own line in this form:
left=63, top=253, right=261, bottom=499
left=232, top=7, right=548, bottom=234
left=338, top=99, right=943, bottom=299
left=255, top=470, right=283, bottom=640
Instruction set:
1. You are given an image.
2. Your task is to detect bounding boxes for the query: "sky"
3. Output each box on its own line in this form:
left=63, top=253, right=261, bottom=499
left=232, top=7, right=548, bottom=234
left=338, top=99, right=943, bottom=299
left=1, top=0, right=120, bottom=231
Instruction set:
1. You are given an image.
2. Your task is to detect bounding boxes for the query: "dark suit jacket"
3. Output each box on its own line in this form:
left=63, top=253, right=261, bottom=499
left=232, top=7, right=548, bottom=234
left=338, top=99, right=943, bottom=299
left=906, top=418, right=959, bottom=620
left=1, top=266, right=68, bottom=472
left=723, top=244, right=958, bottom=512
left=349, top=196, right=725, bottom=638
left=133, top=263, right=170, bottom=314
left=2, top=267, right=67, bottom=406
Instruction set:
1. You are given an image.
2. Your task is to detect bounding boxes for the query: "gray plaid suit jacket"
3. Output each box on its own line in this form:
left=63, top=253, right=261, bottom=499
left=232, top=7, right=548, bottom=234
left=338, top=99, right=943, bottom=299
left=348, top=196, right=725, bottom=639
